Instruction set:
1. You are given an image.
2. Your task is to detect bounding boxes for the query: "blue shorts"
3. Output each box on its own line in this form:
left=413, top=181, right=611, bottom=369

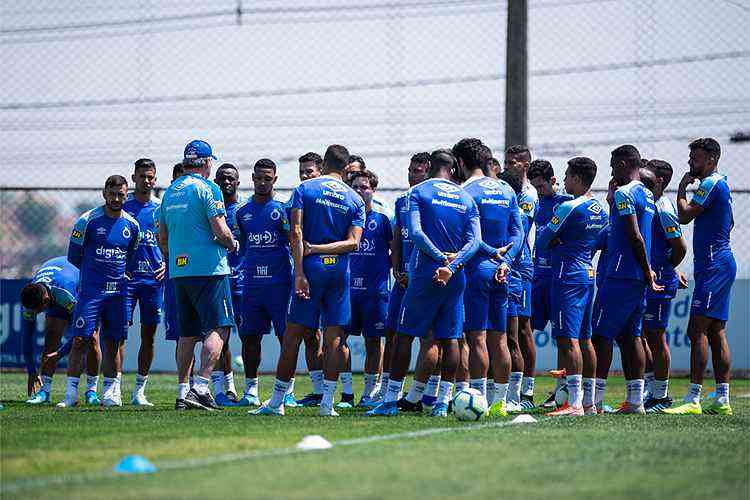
left=508, top=277, right=532, bottom=318
left=347, top=292, right=388, bottom=338
left=551, top=282, right=594, bottom=340
left=385, top=284, right=406, bottom=331
left=398, top=270, right=466, bottom=340
left=288, top=255, right=351, bottom=329
left=644, top=298, right=672, bottom=330
left=531, top=275, right=553, bottom=331
left=71, top=291, right=128, bottom=341
left=126, top=279, right=164, bottom=326
left=464, top=262, right=508, bottom=333
left=593, top=278, right=646, bottom=340
left=47, top=304, right=72, bottom=322
left=241, top=283, right=291, bottom=337
left=691, top=254, right=737, bottom=322
left=230, top=276, right=243, bottom=329
left=164, top=278, right=179, bottom=341
left=174, top=275, right=235, bottom=338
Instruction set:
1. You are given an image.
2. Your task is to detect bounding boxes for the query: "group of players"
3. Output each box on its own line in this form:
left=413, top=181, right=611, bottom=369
left=20, top=136, right=736, bottom=417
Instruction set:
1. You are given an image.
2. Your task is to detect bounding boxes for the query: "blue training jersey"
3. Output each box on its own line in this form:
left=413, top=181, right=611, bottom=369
left=691, top=172, right=734, bottom=271
left=234, top=197, right=293, bottom=286
left=350, top=205, right=393, bottom=296
left=534, top=192, right=574, bottom=278
left=123, top=194, right=163, bottom=281
left=605, top=180, right=655, bottom=282
left=393, top=192, right=412, bottom=274
left=649, top=196, right=682, bottom=298
left=68, top=206, right=140, bottom=294
left=537, top=196, right=608, bottom=285
left=225, top=195, right=246, bottom=289
left=406, top=178, right=481, bottom=277
left=515, top=182, right=538, bottom=281
left=462, top=175, right=524, bottom=269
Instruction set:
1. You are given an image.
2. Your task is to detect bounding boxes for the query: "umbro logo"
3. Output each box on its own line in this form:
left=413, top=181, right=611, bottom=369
left=242, top=213, right=253, bottom=221
left=479, top=179, right=500, bottom=189
left=435, top=182, right=460, bottom=193
left=587, top=203, right=602, bottom=214
left=321, top=180, right=347, bottom=192
left=97, top=227, right=107, bottom=235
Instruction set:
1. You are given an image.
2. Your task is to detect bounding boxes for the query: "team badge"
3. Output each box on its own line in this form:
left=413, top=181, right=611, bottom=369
left=75, top=317, right=85, bottom=328
left=368, top=218, right=378, bottom=231
left=666, top=226, right=677, bottom=233
left=122, top=226, right=131, bottom=239
left=270, top=209, right=281, bottom=221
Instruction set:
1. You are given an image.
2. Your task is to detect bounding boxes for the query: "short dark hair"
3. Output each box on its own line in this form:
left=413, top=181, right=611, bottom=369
left=567, top=157, right=597, bottom=189
left=254, top=158, right=277, bottom=173
left=105, top=175, right=128, bottom=190
left=183, top=157, right=210, bottom=170
left=452, top=138, right=488, bottom=174
left=485, top=157, right=501, bottom=172
left=322, top=145, right=350, bottom=173
left=172, top=163, right=184, bottom=178
left=298, top=152, right=323, bottom=165
left=410, top=152, right=430, bottom=165
left=350, top=170, right=379, bottom=190
left=134, top=158, right=156, bottom=172
left=689, top=137, right=721, bottom=160
left=348, top=154, right=366, bottom=170
left=20, top=283, right=46, bottom=310
left=505, top=144, right=531, bottom=161
left=499, top=170, right=523, bottom=195
left=645, top=159, right=673, bottom=186
left=217, top=162, right=238, bottom=174
left=528, top=159, right=554, bottom=182
left=611, top=144, right=641, bottom=169
left=429, top=149, right=457, bottom=178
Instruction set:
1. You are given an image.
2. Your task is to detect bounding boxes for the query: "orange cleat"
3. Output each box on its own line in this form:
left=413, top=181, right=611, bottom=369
left=548, top=369, right=567, bottom=379
left=548, top=404, right=584, bottom=416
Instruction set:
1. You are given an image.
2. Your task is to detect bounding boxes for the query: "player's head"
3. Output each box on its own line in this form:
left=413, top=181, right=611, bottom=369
left=20, top=282, right=50, bottom=314
left=452, top=138, right=489, bottom=179
left=103, top=175, right=128, bottom=212
left=345, top=154, right=366, bottom=185
left=351, top=170, right=378, bottom=207
left=499, top=169, right=523, bottom=195
left=428, top=149, right=458, bottom=181
left=645, top=159, right=673, bottom=199
left=322, top=145, right=350, bottom=176
left=214, top=163, right=240, bottom=198
left=639, top=167, right=657, bottom=193
left=688, top=137, right=721, bottom=178
left=183, top=139, right=216, bottom=178
left=408, top=152, right=430, bottom=186
left=528, top=159, right=556, bottom=197
left=504, top=145, right=532, bottom=178
left=564, top=157, right=597, bottom=196
left=132, top=158, right=157, bottom=196
left=172, top=162, right=184, bottom=182
left=486, top=157, right=502, bottom=178
left=252, top=158, right=277, bottom=196
left=610, top=144, right=641, bottom=185
left=298, top=152, right=322, bottom=181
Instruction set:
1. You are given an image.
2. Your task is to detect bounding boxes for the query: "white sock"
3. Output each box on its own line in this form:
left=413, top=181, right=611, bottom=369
left=211, top=371, right=225, bottom=394
left=582, top=378, right=595, bottom=408
left=437, top=381, right=454, bottom=405
left=521, top=376, right=535, bottom=396
left=486, top=383, right=497, bottom=405
left=115, top=372, right=122, bottom=397
left=715, top=383, right=730, bottom=405
left=469, top=378, right=487, bottom=398
left=595, top=378, right=607, bottom=406
left=322, top=379, right=337, bottom=408
left=86, top=375, right=98, bottom=393
left=224, top=371, right=237, bottom=395
left=363, top=373, right=378, bottom=399
left=385, top=378, right=403, bottom=403
left=626, top=379, right=644, bottom=406
left=285, top=378, right=295, bottom=396
left=494, top=382, right=509, bottom=404
left=134, top=374, right=148, bottom=396
left=685, top=383, right=702, bottom=404
left=566, top=374, right=583, bottom=407
left=455, top=381, right=469, bottom=392
left=178, top=382, right=190, bottom=400
left=269, top=378, right=290, bottom=408
left=406, top=380, right=426, bottom=403
left=644, top=372, right=655, bottom=395
left=310, top=370, right=324, bottom=395
left=245, top=378, right=259, bottom=397
left=379, top=372, right=390, bottom=398
left=66, top=376, right=80, bottom=403
left=42, top=375, right=54, bottom=393
left=102, top=377, right=116, bottom=400
left=508, top=372, right=523, bottom=403
left=425, top=375, right=440, bottom=398
left=194, top=375, right=210, bottom=395
left=340, top=372, right=353, bottom=395
left=653, top=379, right=669, bottom=400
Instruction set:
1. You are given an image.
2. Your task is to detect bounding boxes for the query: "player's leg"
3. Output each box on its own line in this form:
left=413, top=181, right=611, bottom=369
left=240, top=335, right=262, bottom=406
left=336, top=333, right=355, bottom=408
left=82, top=327, right=102, bottom=405
left=704, top=319, right=732, bottom=414
left=58, top=336, right=91, bottom=408
left=579, top=286, right=596, bottom=414
left=661, top=314, right=709, bottom=414
left=359, top=295, right=387, bottom=407
left=214, top=289, right=241, bottom=406
left=237, top=284, right=271, bottom=406
left=133, top=282, right=163, bottom=406
left=463, top=266, right=491, bottom=399
left=299, top=328, right=324, bottom=404
left=400, top=337, right=438, bottom=411
left=455, top=339, right=470, bottom=390
left=27, top=316, right=66, bottom=404
left=614, top=316, right=646, bottom=414
left=379, top=284, right=405, bottom=402
left=506, top=311, right=524, bottom=411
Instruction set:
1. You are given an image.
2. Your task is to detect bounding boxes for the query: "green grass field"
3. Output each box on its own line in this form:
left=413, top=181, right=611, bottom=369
left=1, top=373, right=748, bottom=499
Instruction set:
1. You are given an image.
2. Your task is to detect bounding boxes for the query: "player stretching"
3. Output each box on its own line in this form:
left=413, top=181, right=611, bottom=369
left=234, top=159, right=294, bottom=407
left=664, top=138, right=736, bottom=415
left=592, top=145, right=660, bottom=414
left=64, top=175, right=141, bottom=408
left=368, top=149, right=480, bottom=417
left=252, top=145, right=365, bottom=417
left=537, top=158, right=607, bottom=416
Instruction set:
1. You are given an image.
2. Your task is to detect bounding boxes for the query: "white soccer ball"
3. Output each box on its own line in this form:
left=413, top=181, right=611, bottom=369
left=232, top=355, right=244, bottom=371
left=453, top=388, right=488, bottom=421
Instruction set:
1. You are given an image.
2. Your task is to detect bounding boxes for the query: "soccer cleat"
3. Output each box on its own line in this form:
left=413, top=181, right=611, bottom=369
left=520, top=394, right=535, bottom=410
left=505, top=401, right=523, bottom=413
left=421, top=395, right=438, bottom=409
left=614, top=402, right=645, bottom=414
left=488, top=400, right=508, bottom=417
left=583, top=405, right=598, bottom=416
left=249, top=404, right=285, bottom=416
left=26, top=389, right=51, bottom=405
left=215, top=392, right=238, bottom=407
left=430, top=402, right=450, bottom=417
left=238, top=394, right=261, bottom=407
left=335, top=393, right=355, bottom=409
left=102, top=397, right=122, bottom=408
left=702, top=401, right=733, bottom=415
left=644, top=396, right=673, bottom=413
left=175, top=398, right=188, bottom=411
left=283, top=393, right=301, bottom=408
left=541, top=391, right=558, bottom=409
left=365, top=401, right=399, bottom=417
left=85, top=390, right=101, bottom=406
left=131, top=393, right=154, bottom=407
left=296, top=393, right=323, bottom=407
left=184, top=389, right=219, bottom=411
left=56, top=399, right=79, bottom=408
left=357, top=395, right=381, bottom=409
left=660, top=401, right=702, bottom=415
left=548, top=404, right=584, bottom=416
left=397, top=398, right=423, bottom=413
left=549, top=368, right=567, bottom=378
left=319, top=404, right=340, bottom=417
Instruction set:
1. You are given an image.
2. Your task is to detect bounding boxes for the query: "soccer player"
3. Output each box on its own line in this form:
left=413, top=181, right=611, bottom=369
left=159, top=140, right=239, bottom=411
left=64, top=175, right=141, bottom=407
left=299, top=151, right=322, bottom=181
left=163, top=163, right=185, bottom=345
left=665, top=138, right=736, bottom=415
left=252, top=144, right=365, bottom=417
left=234, top=159, right=294, bottom=407
left=21, top=257, right=102, bottom=405
left=592, top=145, right=660, bottom=414
left=123, top=158, right=165, bottom=406
left=503, top=145, right=539, bottom=410
left=537, top=157, right=607, bottom=416
left=346, top=171, right=393, bottom=407
left=368, top=149, right=481, bottom=417
left=458, top=138, right=523, bottom=417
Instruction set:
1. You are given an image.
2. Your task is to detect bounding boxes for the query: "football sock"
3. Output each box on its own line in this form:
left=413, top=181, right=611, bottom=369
left=406, top=380, right=426, bottom=403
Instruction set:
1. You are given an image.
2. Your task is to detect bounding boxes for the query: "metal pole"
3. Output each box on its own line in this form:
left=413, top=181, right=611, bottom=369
left=505, top=0, right=528, bottom=149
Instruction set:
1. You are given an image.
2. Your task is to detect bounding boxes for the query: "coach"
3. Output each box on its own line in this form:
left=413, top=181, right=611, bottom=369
left=158, top=140, right=239, bottom=410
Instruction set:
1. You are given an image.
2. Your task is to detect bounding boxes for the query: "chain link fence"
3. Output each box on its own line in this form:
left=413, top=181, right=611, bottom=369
left=1, top=0, right=749, bottom=277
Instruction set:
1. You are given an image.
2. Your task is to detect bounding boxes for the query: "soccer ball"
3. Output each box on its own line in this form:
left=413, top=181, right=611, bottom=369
left=453, top=388, right=488, bottom=421
left=232, top=355, right=244, bottom=371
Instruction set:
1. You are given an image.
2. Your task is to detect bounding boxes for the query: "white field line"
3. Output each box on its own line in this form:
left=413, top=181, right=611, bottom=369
left=0, top=418, right=533, bottom=494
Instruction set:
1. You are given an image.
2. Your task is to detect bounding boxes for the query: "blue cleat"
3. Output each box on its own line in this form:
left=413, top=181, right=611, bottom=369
left=358, top=395, right=381, bottom=409
left=238, top=394, right=261, bottom=407
left=249, top=404, right=284, bottom=416
left=366, top=401, right=399, bottom=417
left=85, top=390, right=101, bottom=406
left=283, top=393, right=301, bottom=408
left=296, top=393, right=323, bottom=407
left=215, top=392, right=239, bottom=407
left=26, top=389, right=51, bottom=405
left=430, top=402, right=449, bottom=417
left=421, top=395, right=437, bottom=410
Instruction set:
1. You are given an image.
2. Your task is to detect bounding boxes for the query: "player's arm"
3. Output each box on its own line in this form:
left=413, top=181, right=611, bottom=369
left=125, top=220, right=141, bottom=276
left=623, top=213, right=661, bottom=291
left=304, top=226, right=363, bottom=255
left=158, top=218, right=169, bottom=258
left=289, top=207, right=310, bottom=299
left=408, top=191, right=447, bottom=264
left=535, top=200, right=570, bottom=250
left=660, top=207, right=687, bottom=268
left=67, top=214, right=89, bottom=269
left=22, top=309, right=38, bottom=375
left=204, top=183, right=239, bottom=252
left=390, top=222, right=403, bottom=277
left=447, top=213, right=481, bottom=273
left=677, top=173, right=711, bottom=224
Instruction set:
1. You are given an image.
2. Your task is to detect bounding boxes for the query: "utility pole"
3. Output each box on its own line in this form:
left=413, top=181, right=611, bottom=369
left=505, top=0, right=528, bottom=149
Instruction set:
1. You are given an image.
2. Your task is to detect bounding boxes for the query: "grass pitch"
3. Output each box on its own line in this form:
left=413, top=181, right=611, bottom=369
left=1, top=374, right=748, bottom=499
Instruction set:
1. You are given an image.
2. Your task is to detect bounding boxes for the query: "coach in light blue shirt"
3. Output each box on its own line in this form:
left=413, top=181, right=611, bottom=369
left=158, top=139, right=239, bottom=411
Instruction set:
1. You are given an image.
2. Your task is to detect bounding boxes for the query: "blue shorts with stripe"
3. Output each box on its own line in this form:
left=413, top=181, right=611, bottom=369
left=174, top=275, right=235, bottom=338
left=398, top=271, right=466, bottom=340
left=691, top=253, right=737, bottom=322
left=241, top=283, right=291, bottom=337
left=593, top=278, right=646, bottom=340
left=644, top=298, right=672, bottom=330
left=464, top=261, right=509, bottom=333
left=385, top=284, right=406, bottom=331
left=551, top=282, right=594, bottom=340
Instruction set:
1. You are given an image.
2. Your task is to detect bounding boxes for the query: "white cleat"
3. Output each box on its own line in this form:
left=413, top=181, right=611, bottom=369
left=319, top=404, right=340, bottom=417
left=506, top=401, right=524, bottom=413
left=103, top=397, right=123, bottom=407
left=131, top=393, right=154, bottom=407
left=56, top=399, right=79, bottom=408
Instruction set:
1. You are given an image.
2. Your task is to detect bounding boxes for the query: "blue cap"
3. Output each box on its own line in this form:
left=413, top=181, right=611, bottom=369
left=184, top=140, right=217, bottom=160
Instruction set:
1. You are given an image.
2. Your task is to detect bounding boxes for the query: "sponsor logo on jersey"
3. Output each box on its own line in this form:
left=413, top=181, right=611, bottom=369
left=666, top=226, right=677, bottom=233
left=247, top=231, right=278, bottom=246
left=551, top=216, right=560, bottom=225
left=176, top=255, right=189, bottom=267
left=479, top=179, right=500, bottom=189
left=215, top=200, right=224, bottom=210
left=617, top=201, right=628, bottom=210
left=322, top=180, right=347, bottom=192
left=435, top=182, right=461, bottom=194
left=587, top=202, right=602, bottom=214
left=697, top=189, right=706, bottom=197
left=520, top=201, right=533, bottom=212
left=322, top=255, right=338, bottom=266
left=95, top=246, right=127, bottom=260
left=72, top=229, right=82, bottom=239
left=97, top=227, right=107, bottom=235
left=75, top=317, right=85, bottom=328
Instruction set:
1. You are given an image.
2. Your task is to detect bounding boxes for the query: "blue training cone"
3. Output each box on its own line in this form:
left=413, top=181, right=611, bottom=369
left=114, top=455, right=157, bottom=474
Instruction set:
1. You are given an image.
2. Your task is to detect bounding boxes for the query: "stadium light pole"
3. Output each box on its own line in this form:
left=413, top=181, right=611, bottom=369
left=505, top=0, right=528, bottom=149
